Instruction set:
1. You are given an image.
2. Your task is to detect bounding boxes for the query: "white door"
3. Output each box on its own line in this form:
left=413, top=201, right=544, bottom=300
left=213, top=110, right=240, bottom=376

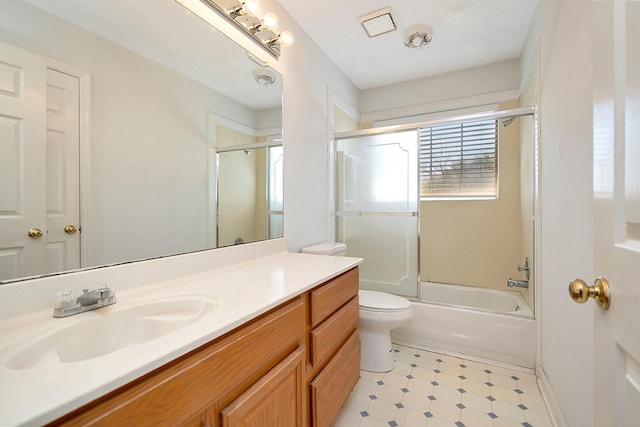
left=588, top=1, right=640, bottom=425
left=0, top=42, right=81, bottom=281
left=45, top=68, right=81, bottom=273
left=0, top=41, right=47, bottom=280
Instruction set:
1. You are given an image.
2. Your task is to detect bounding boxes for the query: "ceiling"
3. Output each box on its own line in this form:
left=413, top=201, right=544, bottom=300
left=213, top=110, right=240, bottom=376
left=277, top=0, right=538, bottom=89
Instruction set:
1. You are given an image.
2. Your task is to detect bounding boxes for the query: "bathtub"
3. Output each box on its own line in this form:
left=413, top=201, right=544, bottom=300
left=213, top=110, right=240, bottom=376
left=391, top=282, right=536, bottom=369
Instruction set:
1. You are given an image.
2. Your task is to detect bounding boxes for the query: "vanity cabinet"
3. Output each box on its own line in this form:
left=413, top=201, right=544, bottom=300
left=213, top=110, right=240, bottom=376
left=47, top=267, right=360, bottom=427
left=307, top=267, right=360, bottom=427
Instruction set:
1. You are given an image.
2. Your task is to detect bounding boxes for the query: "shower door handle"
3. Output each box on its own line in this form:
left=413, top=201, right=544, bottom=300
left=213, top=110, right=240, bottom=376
left=568, top=277, right=611, bottom=310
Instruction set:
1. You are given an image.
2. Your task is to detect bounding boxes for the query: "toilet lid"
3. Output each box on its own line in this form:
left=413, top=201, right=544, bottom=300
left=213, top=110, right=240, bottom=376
left=359, top=290, right=411, bottom=310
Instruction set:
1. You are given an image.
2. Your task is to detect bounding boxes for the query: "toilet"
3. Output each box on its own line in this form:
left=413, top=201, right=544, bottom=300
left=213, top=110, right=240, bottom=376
left=301, top=242, right=413, bottom=373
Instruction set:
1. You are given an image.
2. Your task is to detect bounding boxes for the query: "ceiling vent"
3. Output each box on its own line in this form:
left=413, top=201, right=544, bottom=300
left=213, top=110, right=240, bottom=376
left=359, top=7, right=397, bottom=38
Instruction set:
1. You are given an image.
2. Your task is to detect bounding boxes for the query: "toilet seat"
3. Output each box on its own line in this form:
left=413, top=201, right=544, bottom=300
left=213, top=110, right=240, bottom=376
left=359, top=290, right=411, bottom=312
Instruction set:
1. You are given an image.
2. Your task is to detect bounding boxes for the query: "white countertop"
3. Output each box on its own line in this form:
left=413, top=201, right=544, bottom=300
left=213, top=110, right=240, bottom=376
left=0, top=249, right=361, bottom=426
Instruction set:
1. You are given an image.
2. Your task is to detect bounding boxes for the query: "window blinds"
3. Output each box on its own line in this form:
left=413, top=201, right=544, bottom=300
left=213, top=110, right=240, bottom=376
left=419, top=119, right=498, bottom=199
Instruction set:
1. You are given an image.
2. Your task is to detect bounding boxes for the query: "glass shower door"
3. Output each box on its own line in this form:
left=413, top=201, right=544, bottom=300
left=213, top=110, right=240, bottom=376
left=335, top=130, right=419, bottom=297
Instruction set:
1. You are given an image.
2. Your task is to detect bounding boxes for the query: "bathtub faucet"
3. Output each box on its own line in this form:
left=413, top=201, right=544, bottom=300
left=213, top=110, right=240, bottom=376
left=507, top=278, right=529, bottom=288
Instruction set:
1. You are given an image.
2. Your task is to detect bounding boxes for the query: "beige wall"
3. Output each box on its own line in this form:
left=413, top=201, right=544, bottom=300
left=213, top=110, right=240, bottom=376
left=333, top=105, right=359, bottom=133
left=420, top=100, right=526, bottom=290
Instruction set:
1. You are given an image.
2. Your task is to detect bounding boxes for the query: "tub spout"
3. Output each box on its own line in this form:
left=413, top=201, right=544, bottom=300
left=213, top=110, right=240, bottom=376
left=507, top=278, right=529, bottom=288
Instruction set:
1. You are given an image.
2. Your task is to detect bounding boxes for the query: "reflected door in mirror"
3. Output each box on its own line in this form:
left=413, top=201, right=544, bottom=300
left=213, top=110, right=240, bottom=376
left=0, top=42, right=80, bottom=282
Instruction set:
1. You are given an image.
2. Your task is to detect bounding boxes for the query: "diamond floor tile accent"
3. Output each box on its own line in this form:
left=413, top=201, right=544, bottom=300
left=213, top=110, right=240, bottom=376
left=331, top=344, right=554, bottom=427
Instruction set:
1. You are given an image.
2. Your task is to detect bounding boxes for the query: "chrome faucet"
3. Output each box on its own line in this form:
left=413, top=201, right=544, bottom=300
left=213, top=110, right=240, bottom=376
left=53, top=286, right=116, bottom=318
left=507, top=278, right=529, bottom=288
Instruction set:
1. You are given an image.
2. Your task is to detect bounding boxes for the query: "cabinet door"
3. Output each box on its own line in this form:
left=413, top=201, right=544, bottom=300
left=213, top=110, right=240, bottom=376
left=310, top=331, right=359, bottom=427
left=221, top=347, right=305, bottom=427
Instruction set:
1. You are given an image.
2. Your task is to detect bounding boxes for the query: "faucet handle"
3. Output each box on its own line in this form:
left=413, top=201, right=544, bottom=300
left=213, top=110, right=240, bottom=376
left=517, top=257, right=529, bottom=271
left=517, top=257, right=530, bottom=280
left=98, top=287, right=115, bottom=298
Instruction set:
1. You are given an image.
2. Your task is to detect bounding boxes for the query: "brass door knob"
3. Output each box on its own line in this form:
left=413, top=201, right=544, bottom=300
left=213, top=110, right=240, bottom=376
left=569, top=277, right=611, bottom=310
left=64, top=225, right=78, bottom=234
left=27, top=228, right=43, bottom=239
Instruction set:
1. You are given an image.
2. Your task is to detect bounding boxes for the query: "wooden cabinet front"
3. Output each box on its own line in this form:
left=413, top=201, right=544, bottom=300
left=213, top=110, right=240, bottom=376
left=48, top=267, right=361, bottom=427
left=51, top=298, right=305, bottom=427
left=221, top=348, right=305, bottom=427
left=307, top=268, right=361, bottom=427
left=310, top=331, right=360, bottom=427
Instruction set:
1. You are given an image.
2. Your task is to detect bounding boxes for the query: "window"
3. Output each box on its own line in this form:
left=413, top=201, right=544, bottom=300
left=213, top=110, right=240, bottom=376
left=419, top=119, right=498, bottom=199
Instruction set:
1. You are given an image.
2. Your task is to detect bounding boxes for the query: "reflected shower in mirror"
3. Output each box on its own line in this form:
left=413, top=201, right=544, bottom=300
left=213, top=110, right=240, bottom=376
left=215, top=124, right=283, bottom=247
left=0, top=0, right=283, bottom=283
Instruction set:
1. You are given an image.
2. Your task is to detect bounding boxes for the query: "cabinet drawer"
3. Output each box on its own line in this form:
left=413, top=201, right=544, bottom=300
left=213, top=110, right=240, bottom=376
left=310, top=330, right=360, bottom=427
left=310, top=297, right=358, bottom=367
left=310, top=267, right=358, bottom=327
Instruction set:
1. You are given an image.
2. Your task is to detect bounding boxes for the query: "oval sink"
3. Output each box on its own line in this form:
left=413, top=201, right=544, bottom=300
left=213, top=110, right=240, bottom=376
left=4, top=295, right=219, bottom=370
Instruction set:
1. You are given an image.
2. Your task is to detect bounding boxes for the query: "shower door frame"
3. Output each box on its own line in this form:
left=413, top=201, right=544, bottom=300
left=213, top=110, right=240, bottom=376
left=331, top=106, right=539, bottom=309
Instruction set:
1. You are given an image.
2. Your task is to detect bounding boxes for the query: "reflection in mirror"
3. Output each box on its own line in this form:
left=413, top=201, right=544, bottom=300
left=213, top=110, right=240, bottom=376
left=0, top=0, right=283, bottom=283
left=217, top=140, right=283, bottom=247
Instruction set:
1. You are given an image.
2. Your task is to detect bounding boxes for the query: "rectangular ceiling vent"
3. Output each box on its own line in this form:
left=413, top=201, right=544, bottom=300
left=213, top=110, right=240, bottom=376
left=359, top=7, right=397, bottom=38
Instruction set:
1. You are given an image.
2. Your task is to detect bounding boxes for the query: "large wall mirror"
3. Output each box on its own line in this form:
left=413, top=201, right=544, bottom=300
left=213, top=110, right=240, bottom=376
left=0, top=0, right=283, bottom=283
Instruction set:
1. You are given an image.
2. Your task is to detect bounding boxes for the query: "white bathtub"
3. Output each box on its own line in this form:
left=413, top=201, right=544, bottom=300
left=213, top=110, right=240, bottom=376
left=391, top=282, right=536, bottom=369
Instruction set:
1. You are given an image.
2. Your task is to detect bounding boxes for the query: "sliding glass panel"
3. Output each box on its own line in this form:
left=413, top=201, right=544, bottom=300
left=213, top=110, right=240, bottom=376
left=336, top=130, right=418, bottom=297
left=268, top=145, right=284, bottom=239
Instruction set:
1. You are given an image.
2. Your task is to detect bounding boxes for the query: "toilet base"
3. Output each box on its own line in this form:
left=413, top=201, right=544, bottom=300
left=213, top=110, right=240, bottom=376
left=359, top=328, right=395, bottom=372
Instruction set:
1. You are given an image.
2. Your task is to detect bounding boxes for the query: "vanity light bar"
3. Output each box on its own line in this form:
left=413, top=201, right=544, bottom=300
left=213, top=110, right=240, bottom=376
left=176, top=0, right=293, bottom=60
left=174, top=0, right=275, bottom=62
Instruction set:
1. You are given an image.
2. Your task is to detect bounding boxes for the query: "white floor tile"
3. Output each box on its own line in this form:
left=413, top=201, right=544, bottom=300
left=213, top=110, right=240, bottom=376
left=354, top=377, right=381, bottom=396
left=401, top=391, right=432, bottom=412
left=331, top=407, right=362, bottom=427
left=460, top=392, right=493, bottom=413
left=425, top=417, right=455, bottom=427
left=359, top=416, right=392, bottom=427
left=520, top=391, right=548, bottom=413
left=431, top=384, right=462, bottom=404
left=524, top=408, right=555, bottom=426
left=344, top=391, right=373, bottom=412
left=435, top=372, right=463, bottom=389
left=491, top=400, right=527, bottom=423
left=428, top=399, right=461, bottom=422
left=383, top=372, right=411, bottom=388
left=462, top=366, right=490, bottom=382
left=334, top=345, right=553, bottom=427
left=460, top=407, right=496, bottom=427
left=406, top=378, right=434, bottom=396
left=376, top=383, right=405, bottom=404
left=367, top=398, right=399, bottom=422
left=461, top=378, right=492, bottom=396
left=395, top=407, right=429, bottom=427
left=490, top=385, right=523, bottom=405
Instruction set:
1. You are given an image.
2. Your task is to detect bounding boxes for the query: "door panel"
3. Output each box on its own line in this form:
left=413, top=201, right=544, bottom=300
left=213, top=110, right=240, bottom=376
left=0, top=43, right=80, bottom=282
left=592, top=1, right=640, bottom=425
left=335, top=130, right=419, bottom=297
left=46, top=68, right=80, bottom=273
left=0, top=41, right=47, bottom=280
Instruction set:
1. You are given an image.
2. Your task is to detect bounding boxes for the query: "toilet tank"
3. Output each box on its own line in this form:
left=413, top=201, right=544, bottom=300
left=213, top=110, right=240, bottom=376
left=301, top=242, right=347, bottom=256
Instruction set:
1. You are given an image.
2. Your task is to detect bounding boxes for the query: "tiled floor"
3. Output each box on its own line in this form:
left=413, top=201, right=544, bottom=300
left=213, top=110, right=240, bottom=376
left=333, top=344, right=553, bottom=427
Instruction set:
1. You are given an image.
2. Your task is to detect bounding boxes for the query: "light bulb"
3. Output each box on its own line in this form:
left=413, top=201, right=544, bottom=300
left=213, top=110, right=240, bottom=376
left=244, top=0, right=260, bottom=14
left=262, top=12, right=279, bottom=31
left=279, top=30, right=294, bottom=46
